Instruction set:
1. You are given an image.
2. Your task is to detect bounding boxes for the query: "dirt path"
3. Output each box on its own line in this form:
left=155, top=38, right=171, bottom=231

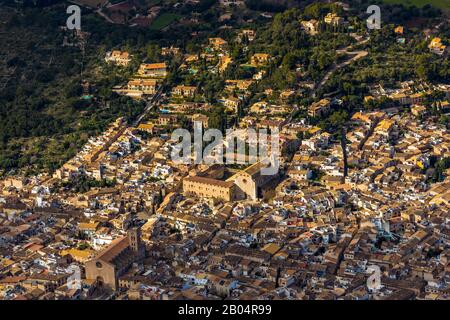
left=312, top=38, right=369, bottom=98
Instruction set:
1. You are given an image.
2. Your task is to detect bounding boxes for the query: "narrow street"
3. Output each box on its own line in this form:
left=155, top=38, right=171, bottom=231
left=132, top=85, right=165, bottom=127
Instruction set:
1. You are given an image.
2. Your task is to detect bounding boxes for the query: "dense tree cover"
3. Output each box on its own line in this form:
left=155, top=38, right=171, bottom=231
left=0, top=0, right=448, bottom=176
left=246, top=8, right=354, bottom=92
left=244, top=0, right=288, bottom=13
left=250, top=9, right=310, bottom=56
left=344, top=0, right=443, bottom=24
left=60, top=176, right=117, bottom=193
left=0, top=5, right=147, bottom=175
left=303, top=2, right=343, bottom=19
left=320, top=21, right=450, bottom=110
left=430, top=157, right=450, bottom=183
left=185, top=3, right=447, bottom=137
left=208, top=106, right=227, bottom=133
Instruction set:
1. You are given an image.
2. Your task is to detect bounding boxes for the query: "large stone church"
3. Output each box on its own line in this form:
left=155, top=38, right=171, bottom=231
left=183, top=161, right=278, bottom=202
left=85, top=227, right=145, bottom=291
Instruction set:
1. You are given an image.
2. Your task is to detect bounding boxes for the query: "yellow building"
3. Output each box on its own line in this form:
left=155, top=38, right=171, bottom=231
left=394, top=26, right=404, bottom=35
left=185, top=54, right=199, bottom=63
left=172, top=85, right=196, bottom=97
left=308, top=99, right=331, bottom=117
left=127, top=79, right=157, bottom=95
left=137, top=123, right=155, bottom=133
left=137, top=62, right=167, bottom=77
left=300, top=19, right=319, bottom=35
left=232, top=161, right=278, bottom=201
left=78, top=221, right=100, bottom=235
left=239, top=29, right=256, bottom=41
left=192, top=114, right=209, bottom=129
left=428, top=38, right=447, bottom=56
left=183, top=176, right=237, bottom=202
left=183, top=162, right=278, bottom=202
left=218, top=55, right=233, bottom=73
left=105, top=50, right=131, bottom=66
left=161, top=46, right=180, bottom=56
left=324, top=13, right=344, bottom=26
left=223, top=96, right=241, bottom=113
left=60, top=248, right=94, bottom=263
left=375, top=119, right=395, bottom=137
left=225, top=80, right=254, bottom=91
left=411, top=104, right=427, bottom=117
left=250, top=53, right=270, bottom=66
left=209, top=37, right=228, bottom=51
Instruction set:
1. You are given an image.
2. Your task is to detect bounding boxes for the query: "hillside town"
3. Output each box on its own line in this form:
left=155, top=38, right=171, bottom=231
left=0, top=0, right=449, bottom=301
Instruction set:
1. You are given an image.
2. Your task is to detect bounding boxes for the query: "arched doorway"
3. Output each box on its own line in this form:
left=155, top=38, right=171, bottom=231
left=96, top=276, right=104, bottom=288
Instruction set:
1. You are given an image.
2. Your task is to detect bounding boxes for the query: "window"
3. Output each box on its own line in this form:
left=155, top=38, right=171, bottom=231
left=96, top=262, right=103, bottom=268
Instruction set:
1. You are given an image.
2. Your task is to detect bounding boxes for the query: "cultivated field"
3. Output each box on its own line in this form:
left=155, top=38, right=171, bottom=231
left=150, top=13, right=182, bottom=30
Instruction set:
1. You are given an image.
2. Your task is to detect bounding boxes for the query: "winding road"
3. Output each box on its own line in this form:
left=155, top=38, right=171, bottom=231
left=312, top=38, right=369, bottom=98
